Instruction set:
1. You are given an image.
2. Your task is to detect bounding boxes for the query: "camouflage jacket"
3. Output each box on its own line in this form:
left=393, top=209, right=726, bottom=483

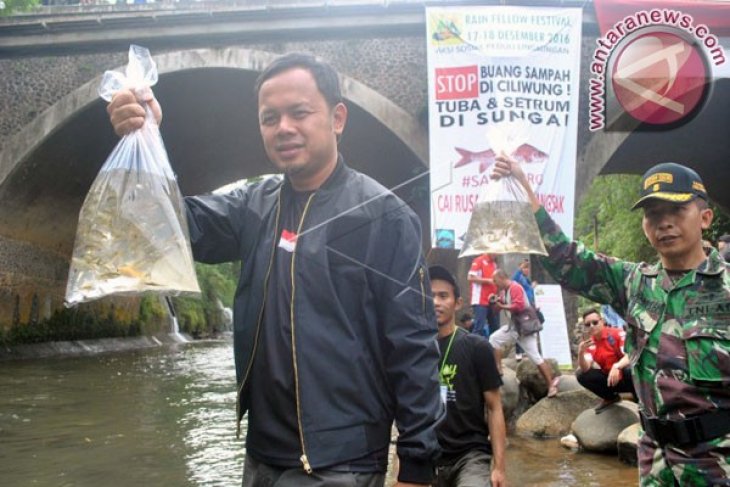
left=534, top=207, right=730, bottom=420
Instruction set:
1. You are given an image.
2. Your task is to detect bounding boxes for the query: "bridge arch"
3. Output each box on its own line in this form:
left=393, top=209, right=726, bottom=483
left=0, top=47, right=429, bottom=257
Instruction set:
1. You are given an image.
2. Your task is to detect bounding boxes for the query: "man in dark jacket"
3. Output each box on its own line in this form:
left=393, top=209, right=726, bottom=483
left=108, top=53, right=444, bottom=487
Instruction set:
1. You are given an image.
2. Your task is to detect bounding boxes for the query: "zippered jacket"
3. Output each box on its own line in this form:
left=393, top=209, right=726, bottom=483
left=184, top=159, right=444, bottom=482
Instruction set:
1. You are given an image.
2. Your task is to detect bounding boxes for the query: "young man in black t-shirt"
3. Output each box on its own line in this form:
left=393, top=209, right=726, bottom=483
left=429, top=266, right=507, bottom=487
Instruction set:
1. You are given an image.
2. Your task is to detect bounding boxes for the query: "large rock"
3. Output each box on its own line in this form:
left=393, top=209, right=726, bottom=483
left=515, top=358, right=561, bottom=401
left=510, top=386, right=534, bottom=424
left=617, top=400, right=639, bottom=416
left=500, top=367, right=520, bottom=423
left=572, top=401, right=640, bottom=452
left=560, top=433, right=580, bottom=450
left=515, top=389, right=597, bottom=437
left=617, top=422, right=641, bottom=466
left=502, top=357, right=518, bottom=372
left=555, top=374, right=583, bottom=394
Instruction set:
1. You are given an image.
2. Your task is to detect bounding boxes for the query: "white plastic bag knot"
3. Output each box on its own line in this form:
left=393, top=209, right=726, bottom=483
left=99, top=45, right=159, bottom=102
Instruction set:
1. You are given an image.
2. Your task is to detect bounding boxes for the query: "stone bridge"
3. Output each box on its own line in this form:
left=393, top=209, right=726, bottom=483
left=0, top=0, right=727, bottom=328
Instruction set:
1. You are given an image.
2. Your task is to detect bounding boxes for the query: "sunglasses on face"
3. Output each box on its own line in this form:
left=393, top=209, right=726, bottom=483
left=583, top=320, right=601, bottom=327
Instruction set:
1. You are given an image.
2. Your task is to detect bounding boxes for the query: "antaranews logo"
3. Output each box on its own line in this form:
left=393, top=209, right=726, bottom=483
left=588, top=8, right=726, bottom=132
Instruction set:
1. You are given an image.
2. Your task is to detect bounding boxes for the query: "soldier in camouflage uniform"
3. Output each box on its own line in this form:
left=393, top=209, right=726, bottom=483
left=493, top=157, right=730, bottom=486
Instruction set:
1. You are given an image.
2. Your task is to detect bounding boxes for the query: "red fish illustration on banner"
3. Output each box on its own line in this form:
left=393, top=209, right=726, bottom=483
left=453, top=144, right=548, bottom=173
left=511, top=143, right=549, bottom=164
left=453, top=148, right=496, bottom=173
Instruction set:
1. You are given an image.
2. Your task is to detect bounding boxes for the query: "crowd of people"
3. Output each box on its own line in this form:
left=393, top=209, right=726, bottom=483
left=106, top=53, right=729, bottom=486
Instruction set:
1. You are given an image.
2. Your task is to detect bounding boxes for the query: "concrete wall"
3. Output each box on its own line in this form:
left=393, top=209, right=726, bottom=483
left=0, top=37, right=427, bottom=151
left=0, top=233, right=140, bottom=328
left=0, top=234, right=66, bottom=325
left=0, top=52, right=127, bottom=152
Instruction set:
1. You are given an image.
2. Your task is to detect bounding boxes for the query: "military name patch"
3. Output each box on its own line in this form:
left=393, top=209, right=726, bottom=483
left=684, top=301, right=730, bottom=319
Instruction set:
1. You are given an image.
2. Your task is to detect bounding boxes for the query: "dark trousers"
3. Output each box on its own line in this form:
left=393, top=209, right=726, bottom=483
left=472, top=305, right=501, bottom=337
left=577, top=367, right=637, bottom=401
left=435, top=450, right=493, bottom=487
left=486, top=305, right=501, bottom=336
left=242, top=456, right=385, bottom=487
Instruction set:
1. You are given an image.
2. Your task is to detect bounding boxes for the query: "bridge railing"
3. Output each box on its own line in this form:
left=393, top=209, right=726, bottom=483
left=2, top=0, right=594, bottom=20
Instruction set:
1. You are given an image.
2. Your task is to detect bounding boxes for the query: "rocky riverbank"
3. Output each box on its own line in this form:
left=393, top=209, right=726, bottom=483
left=500, top=357, right=639, bottom=466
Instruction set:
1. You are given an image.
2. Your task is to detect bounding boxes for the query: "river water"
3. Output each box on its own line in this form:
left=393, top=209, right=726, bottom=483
left=0, top=339, right=638, bottom=486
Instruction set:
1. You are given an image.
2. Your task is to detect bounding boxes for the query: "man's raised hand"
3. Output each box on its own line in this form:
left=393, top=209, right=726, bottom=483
left=107, top=87, right=162, bottom=137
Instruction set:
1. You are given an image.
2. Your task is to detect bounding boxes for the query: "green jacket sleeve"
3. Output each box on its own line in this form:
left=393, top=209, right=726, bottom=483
left=534, top=207, right=637, bottom=316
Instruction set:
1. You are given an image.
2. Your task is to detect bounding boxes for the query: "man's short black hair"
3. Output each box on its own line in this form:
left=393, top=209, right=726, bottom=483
left=581, top=307, right=601, bottom=321
left=254, top=53, right=343, bottom=109
left=428, top=265, right=460, bottom=299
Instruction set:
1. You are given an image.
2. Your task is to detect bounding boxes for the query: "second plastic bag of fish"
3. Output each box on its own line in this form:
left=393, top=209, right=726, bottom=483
left=459, top=165, right=547, bottom=258
left=65, top=45, right=200, bottom=306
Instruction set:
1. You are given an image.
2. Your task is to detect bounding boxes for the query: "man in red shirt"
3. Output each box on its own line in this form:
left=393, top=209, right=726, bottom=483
left=467, top=253, right=500, bottom=337
left=577, top=308, right=636, bottom=413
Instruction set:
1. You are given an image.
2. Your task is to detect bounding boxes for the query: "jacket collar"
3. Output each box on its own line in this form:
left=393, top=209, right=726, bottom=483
left=700, top=249, right=728, bottom=276
left=639, top=249, right=726, bottom=277
left=281, top=154, right=348, bottom=196
left=639, top=250, right=725, bottom=292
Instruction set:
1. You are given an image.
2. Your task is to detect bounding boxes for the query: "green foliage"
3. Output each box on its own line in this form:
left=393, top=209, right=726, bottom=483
left=172, top=261, right=239, bottom=337
left=706, top=201, right=730, bottom=246
left=0, top=307, right=136, bottom=346
left=196, top=261, right=238, bottom=308
left=0, top=0, right=41, bottom=16
left=138, top=295, right=168, bottom=335
left=171, top=295, right=206, bottom=337
left=575, top=174, right=657, bottom=263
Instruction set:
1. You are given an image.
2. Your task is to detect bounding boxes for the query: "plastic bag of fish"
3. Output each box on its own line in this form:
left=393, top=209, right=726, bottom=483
left=459, top=124, right=547, bottom=257
left=65, top=45, right=200, bottom=306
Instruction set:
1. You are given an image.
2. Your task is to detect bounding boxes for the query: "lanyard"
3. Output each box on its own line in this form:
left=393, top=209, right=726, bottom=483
left=439, top=327, right=461, bottom=374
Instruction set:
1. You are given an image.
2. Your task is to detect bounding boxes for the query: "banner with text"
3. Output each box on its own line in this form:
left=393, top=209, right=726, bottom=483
left=427, top=6, right=582, bottom=249
left=534, top=284, right=573, bottom=368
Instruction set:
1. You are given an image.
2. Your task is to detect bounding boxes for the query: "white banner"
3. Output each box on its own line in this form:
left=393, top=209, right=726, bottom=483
left=427, top=6, right=583, bottom=249
left=534, top=284, right=572, bottom=368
